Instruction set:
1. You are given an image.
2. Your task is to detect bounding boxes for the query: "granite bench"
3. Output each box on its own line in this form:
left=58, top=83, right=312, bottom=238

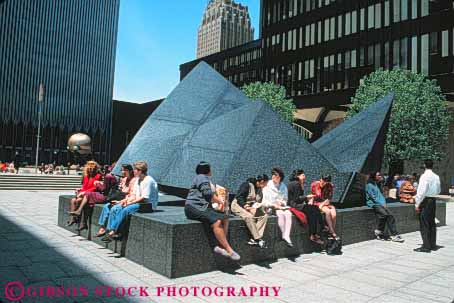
left=57, top=195, right=446, bottom=278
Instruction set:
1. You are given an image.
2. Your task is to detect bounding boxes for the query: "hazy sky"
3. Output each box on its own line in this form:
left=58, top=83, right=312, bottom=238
left=113, top=0, right=260, bottom=103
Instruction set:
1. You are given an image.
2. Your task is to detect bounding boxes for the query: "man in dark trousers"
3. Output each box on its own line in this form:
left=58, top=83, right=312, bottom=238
left=413, top=160, right=441, bottom=253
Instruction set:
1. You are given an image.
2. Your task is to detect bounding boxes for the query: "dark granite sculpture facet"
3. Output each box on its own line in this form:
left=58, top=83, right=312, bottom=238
left=114, top=62, right=394, bottom=204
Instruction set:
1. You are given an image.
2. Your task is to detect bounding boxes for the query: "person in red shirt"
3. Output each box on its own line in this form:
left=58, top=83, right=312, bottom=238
left=67, top=161, right=101, bottom=226
left=311, top=175, right=338, bottom=239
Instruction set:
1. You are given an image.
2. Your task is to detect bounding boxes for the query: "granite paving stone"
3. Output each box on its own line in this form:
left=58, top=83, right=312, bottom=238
left=0, top=190, right=453, bottom=303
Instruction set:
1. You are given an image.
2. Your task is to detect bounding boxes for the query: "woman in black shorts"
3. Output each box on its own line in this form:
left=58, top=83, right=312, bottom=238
left=184, top=162, right=240, bottom=261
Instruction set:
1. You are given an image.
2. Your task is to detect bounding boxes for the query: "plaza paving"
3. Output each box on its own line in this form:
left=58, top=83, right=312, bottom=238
left=0, top=190, right=453, bottom=303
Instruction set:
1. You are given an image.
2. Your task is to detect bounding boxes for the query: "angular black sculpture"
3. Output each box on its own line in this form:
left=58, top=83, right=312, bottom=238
left=114, top=62, right=393, bottom=205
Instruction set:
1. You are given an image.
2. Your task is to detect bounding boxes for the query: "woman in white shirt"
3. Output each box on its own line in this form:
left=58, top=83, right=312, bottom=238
left=262, top=167, right=293, bottom=247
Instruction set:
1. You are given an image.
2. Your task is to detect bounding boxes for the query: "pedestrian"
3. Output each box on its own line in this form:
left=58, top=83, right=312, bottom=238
left=413, top=160, right=441, bottom=253
left=13, top=151, right=21, bottom=174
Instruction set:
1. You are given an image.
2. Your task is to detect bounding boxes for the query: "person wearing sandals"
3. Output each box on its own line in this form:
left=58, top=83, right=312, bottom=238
left=67, top=161, right=101, bottom=227
left=96, top=164, right=136, bottom=237
left=311, top=175, right=338, bottom=239
left=366, top=171, right=404, bottom=243
left=102, top=161, right=158, bottom=242
left=287, top=169, right=324, bottom=245
left=231, top=175, right=269, bottom=248
left=262, top=167, right=293, bottom=247
left=184, top=162, right=240, bottom=261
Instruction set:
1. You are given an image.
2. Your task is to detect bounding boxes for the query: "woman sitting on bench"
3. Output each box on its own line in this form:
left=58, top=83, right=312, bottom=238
left=102, top=161, right=158, bottom=242
left=311, top=175, right=338, bottom=239
left=262, top=167, right=293, bottom=247
left=67, top=161, right=101, bottom=227
left=96, top=164, right=136, bottom=237
left=288, top=169, right=324, bottom=245
left=184, top=162, right=240, bottom=261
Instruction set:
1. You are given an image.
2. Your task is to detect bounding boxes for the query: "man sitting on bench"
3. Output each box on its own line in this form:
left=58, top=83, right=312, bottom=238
left=102, top=161, right=158, bottom=242
left=366, top=172, right=404, bottom=243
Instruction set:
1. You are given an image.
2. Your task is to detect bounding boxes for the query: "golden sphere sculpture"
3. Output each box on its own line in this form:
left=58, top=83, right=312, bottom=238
left=67, top=133, right=91, bottom=155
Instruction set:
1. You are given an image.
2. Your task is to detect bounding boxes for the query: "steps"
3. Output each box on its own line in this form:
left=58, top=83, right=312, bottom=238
left=0, top=174, right=81, bottom=191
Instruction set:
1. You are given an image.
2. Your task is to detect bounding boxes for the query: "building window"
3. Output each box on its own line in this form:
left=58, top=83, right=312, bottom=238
left=421, top=0, right=429, bottom=17
left=345, top=12, right=351, bottom=35
left=401, top=0, right=408, bottom=21
left=351, top=49, right=357, bottom=68
left=305, top=25, right=310, bottom=46
left=337, top=53, right=343, bottom=71
left=393, top=40, right=400, bottom=67
left=400, top=37, right=408, bottom=69
left=360, top=47, right=365, bottom=66
left=421, top=33, right=429, bottom=75
left=384, top=42, right=390, bottom=69
left=317, top=22, right=321, bottom=44
left=360, top=8, right=365, bottom=31
left=368, top=45, right=374, bottom=65
left=351, top=11, right=357, bottom=34
left=442, top=30, right=449, bottom=57
left=430, top=32, right=438, bottom=54
left=368, top=5, right=375, bottom=29
left=338, top=15, right=343, bottom=37
left=375, top=3, right=382, bottom=29
left=411, top=0, right=418, bottom=19
left=411, top=35, right=418, bottom=72
left=324, top=19, right=330, bottom=41
left=393, top=0, right=401, bottom=23
left=384, top=1, right=390, bottom=26
left=330, top=17, right=336, bottom=40
left=299, top=27, right=303, bottom=48
left=375, top=43, right=381, bottom=69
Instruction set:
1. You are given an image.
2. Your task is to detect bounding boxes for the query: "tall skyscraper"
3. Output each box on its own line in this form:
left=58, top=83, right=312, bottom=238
left=0, top=0, right=120, bottom=164
left=197, top=0, right=254, bottom=58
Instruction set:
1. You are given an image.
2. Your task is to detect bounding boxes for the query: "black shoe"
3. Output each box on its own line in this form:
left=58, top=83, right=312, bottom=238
left=101, top=236, right=112, bottom=243
left=111, top=234, right=122, bottom=240
left=431, top=245, right=443, bottom=251
left=66, top=221, right=76, bottom=227
left=95, top=232, right=106, bottom=237
left=413, top=247, right=431, bottom=253
left=77, top=225, right=88, bottom=232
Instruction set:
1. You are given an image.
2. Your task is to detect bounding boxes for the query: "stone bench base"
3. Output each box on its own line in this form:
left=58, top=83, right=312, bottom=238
left=57, top=196, right=446, bottom=278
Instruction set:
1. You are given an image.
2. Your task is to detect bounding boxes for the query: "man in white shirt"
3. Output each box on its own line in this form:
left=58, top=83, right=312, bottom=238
left=413, top=160, right=441, bottom=253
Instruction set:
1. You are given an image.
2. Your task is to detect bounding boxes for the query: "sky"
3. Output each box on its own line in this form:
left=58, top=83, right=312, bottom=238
left=113, top=0, right=260, bottom=103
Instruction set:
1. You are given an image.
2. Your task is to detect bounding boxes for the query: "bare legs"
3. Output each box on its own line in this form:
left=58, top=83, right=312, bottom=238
left=71, top=195, right=89, bottom=215
left=212, top=219, right=234, bottom=254
left=321, top=206, right=337, bottom=237
left=68, top=196, right=83, bottom=225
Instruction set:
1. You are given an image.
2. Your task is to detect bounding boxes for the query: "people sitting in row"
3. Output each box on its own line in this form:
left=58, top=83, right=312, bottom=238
left=96, top=164, right=136, bottom=237
left=184, top=162, right=240, bottom=261
left=0, top=161, right=8, bottom=173
left=366, top=171, right=404, bottom=242
left=101, top=161, right=158, bottom=242
left=230, top=174, right=269, bottom=248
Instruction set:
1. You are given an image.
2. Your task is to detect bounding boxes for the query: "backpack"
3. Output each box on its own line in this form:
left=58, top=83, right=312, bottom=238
left=326, top=237, right=342, bottom=255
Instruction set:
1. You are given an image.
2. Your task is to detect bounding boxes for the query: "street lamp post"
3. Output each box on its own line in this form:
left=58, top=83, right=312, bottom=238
left=35, top=83, right=44, bottom=173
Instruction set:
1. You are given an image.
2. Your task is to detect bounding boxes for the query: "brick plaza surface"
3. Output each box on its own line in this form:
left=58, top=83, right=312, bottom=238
left=0, top=191, right=453, bottom=303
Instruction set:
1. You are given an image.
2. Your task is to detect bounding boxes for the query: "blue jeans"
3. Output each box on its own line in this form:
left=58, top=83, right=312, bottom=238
left=98, top=203, right=111, bottom=227
left=106, top=203, right=140, bottom=232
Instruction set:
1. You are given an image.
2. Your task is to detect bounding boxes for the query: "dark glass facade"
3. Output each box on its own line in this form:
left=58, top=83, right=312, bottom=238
left=180, top=40, right=262, bottom=88
left=182, top=0, right=454, bottom=138
left=0, top=0, right=119, bottom=164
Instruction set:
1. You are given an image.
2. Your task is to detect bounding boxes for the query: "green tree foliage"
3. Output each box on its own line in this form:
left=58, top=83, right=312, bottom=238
left=242, top=82, right=296, bottom=124
left=348, top=69, right=451, bottom=162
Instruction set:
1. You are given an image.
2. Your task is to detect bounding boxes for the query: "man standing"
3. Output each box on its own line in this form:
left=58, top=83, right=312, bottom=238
left=366, top=172, right=404, bottom=242
left=413, top=160, right=441, bottom=253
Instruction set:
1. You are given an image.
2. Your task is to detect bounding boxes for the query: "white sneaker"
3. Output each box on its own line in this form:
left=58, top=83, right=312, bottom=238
left=374, top=229, right=384, bottom=239
left=391, top=235, right=404, bottom=243
left=229, top=251, right=241, bottom=261
left=258, top=239, right=266, bottom=248
left=213, top=246, right=229, bottom=257
left=247, top=238, right=258, bottom=246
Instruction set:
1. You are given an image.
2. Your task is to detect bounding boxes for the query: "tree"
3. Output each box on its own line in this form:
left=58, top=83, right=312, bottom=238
left=242, top=82, right=296, bottom=124
left=348, top=69, right=451, bottom=173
